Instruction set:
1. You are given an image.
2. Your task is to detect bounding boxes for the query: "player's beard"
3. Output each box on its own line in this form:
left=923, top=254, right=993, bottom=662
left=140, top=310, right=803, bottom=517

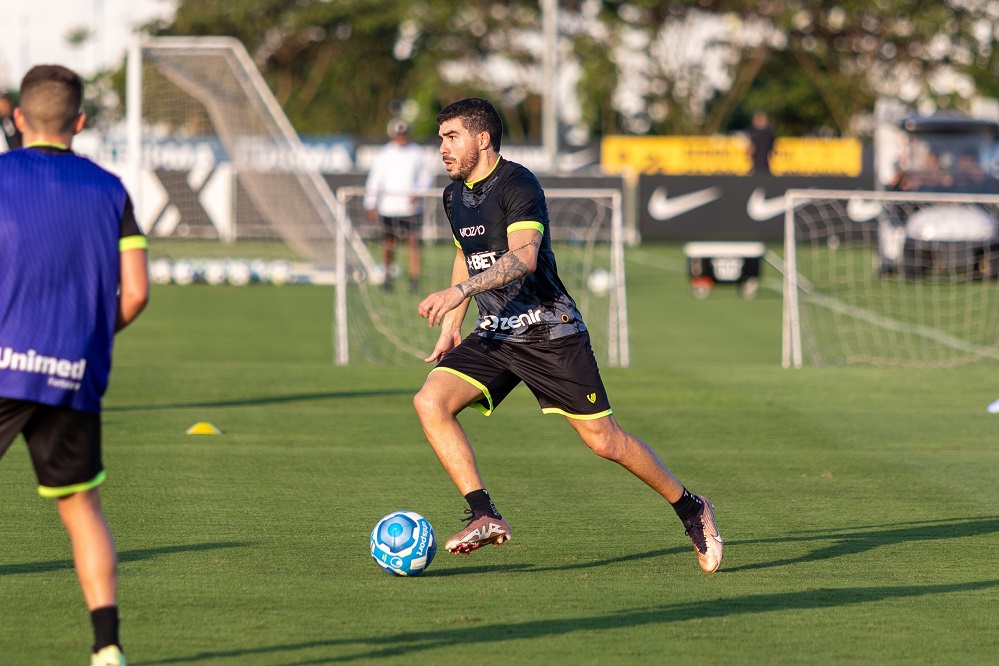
left=448, top=148, right=479, bottom=182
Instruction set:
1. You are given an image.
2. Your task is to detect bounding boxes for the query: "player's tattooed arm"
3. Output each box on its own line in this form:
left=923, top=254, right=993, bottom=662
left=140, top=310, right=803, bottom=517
left=455, top=235, right=540, bottom=298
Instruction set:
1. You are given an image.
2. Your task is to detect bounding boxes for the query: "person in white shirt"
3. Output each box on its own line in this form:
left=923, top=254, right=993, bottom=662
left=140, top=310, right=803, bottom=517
left=364, top=119, right=434, bottom=293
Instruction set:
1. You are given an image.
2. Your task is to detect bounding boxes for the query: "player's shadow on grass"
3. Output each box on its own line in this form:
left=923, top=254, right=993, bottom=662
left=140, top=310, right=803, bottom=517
left=104, top=389, right=413, bottom=412
left=130, top=578, right=999, bottom=665
left=0, top=541, right=250, bottom=576
left=423, top=546, right=686, bottom=577
left=722, top=515, right=999, bottom=573
left=424, top=515, right=999, bottom=577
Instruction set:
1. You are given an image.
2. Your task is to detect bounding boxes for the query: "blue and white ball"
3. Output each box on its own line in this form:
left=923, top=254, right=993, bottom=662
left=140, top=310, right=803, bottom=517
left=587, top=268, right=612, bottom=296
left=370, top=510, right=437, bottom=577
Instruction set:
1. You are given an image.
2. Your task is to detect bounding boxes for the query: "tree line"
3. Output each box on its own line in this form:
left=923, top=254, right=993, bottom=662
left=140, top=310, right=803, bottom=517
left=26, top=1, right=999, bottom=142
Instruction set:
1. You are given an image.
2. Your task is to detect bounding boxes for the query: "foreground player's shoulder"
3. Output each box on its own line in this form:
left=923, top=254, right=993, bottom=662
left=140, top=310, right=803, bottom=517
left=498, top=159, right=545, bottom=217
left=500, top=159, right=543, bottom=193
left=72, top=152, right=127, bottom=188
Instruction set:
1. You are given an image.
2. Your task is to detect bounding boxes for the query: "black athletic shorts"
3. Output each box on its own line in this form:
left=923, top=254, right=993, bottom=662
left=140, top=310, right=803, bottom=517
left=382, top=215, right=421, bottom=240
left=0, top=398, right=104, bottom=498
left=432, top=330, right=613, bottom=419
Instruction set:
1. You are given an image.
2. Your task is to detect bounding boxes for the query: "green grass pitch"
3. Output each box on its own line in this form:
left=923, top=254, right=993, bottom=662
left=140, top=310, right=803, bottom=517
left=1, top=244, right=997, bottom=664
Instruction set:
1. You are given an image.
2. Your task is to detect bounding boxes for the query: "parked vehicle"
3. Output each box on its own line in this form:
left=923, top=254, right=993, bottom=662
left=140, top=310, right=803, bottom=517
left=878, top=114, right=999, bottom=279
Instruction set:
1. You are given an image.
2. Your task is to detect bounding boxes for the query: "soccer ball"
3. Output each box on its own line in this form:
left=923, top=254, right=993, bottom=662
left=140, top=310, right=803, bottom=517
left=370, top=510, right=437, bottom=577
left=149, top=257, right=174, bottom=285
left=266, top=260, right=291, bottom=285
left=203, top=259, right=228, bottom=286
left=226, top=260, right=253, bottom=286
left=171, top=259, right=197, bottom=286
left=367, top=262, right=387, bottom=286
left=587, top=268, right=612, bottom=296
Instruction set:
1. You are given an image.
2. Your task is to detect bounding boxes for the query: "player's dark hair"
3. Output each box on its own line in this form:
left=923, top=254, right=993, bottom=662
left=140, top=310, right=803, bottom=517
left=437, top=98, right=503, bottom=152
left=19, top=65, right=83, bottom=135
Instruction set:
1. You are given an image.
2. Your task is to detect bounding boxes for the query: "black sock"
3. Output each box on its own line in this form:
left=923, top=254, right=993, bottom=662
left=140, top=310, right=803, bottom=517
left=91, top=606, right=120, bottom=653
left=670, top=488, right=703, bottom=522
left=464, top=489, right=501, bottom=518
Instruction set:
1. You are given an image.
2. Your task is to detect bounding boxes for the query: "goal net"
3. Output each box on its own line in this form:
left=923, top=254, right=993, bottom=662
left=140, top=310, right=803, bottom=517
left=127, top=36, right=627, bottom=366
left=783, top=188, right=999, bottom=368
left=333, top=187, right=629, bottom=367
left=126, top=36, right=375, bottom=274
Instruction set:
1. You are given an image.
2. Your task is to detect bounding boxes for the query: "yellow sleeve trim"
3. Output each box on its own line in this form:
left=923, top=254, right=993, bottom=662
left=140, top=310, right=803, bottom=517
left=508, top=221, right=543, bottom=235
left=38, top=470, right=106, bottom=498
left=120, top=235, right=148, bottom=252
left=453, top=235, right=461, bottom=248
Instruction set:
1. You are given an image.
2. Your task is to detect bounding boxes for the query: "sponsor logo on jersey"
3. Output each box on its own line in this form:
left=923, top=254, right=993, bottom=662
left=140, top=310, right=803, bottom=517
left=467, top=251, right=499, bottom=271
left=0, top=346, right=86, bottom=391
left=459, top=225, right=487, bottom=237
left=587, top=393, right=597, bottom=403
left=479, top=309, right=543, bottom=332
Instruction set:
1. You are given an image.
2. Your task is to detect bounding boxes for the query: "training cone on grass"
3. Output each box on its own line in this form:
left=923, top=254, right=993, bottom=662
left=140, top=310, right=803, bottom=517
left=186, top=422, right=222, bottom=435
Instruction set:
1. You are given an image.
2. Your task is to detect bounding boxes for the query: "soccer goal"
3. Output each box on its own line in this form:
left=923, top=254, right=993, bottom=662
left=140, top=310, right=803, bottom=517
left=783, top=188, right=999, bottom=368
left=125, top=35, right=376, bottom=273
left=126, top=36, right=627, bottom=366
left=333, top=187, right=629, bottom=367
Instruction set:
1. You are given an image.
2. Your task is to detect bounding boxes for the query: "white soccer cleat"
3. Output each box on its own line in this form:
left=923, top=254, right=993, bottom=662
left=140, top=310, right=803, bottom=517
left=445, top=510, right=512, bottom=555
left=91, top=645, right=126, bottom=666
left=682, top=495, right=724, bottom=573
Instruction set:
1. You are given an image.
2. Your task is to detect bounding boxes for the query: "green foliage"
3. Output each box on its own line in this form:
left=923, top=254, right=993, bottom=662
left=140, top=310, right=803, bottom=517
left=133, top=0, right=999, bottom=140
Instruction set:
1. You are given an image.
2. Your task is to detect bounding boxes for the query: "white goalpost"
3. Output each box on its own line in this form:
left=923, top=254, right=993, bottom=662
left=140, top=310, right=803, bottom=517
left=125, top=35, right=377, bottom=272
left=783, top=188, right=999, bottom=368
left=333, top=187, right=629, bottom=367
left=126, top=35, right=629, bottom=366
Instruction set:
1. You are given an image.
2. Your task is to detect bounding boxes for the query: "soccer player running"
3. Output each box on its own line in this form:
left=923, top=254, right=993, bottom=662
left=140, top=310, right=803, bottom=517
left=415, top=98, right=723, bottom=573
left=0, top=65, right=149, bottom=665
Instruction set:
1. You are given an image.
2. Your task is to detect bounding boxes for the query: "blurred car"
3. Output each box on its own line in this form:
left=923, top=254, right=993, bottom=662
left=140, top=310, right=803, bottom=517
left=878, top=114, right=999, bottom=279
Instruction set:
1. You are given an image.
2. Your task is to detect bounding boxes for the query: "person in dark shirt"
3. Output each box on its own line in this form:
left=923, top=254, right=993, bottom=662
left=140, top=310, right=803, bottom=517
left=748, top=111, right=775, bottom=175
left=413, top=98, right=723, bottom=573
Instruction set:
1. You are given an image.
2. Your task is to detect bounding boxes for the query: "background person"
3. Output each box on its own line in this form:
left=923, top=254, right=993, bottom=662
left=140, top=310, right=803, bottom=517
left=413, top=97, right=723, bottom=573
left=0, top=65, right=149, bottom=666
left=364, top=118, right=434, bottom=293
left=0, top=92, right=22, bottom=151
left=748, top=110, right=775, bottom=175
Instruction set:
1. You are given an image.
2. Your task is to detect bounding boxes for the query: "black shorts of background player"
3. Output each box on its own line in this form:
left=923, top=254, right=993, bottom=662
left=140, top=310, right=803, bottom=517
left=381, top=213, right=423, bottom=293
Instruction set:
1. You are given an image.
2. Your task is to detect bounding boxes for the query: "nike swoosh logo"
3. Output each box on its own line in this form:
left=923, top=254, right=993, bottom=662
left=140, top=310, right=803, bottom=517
left=746, top=188, right=786, bottom=221
left=648, top=186, right=721, bottom=220
left=847, top=197, right=882, bottom=222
